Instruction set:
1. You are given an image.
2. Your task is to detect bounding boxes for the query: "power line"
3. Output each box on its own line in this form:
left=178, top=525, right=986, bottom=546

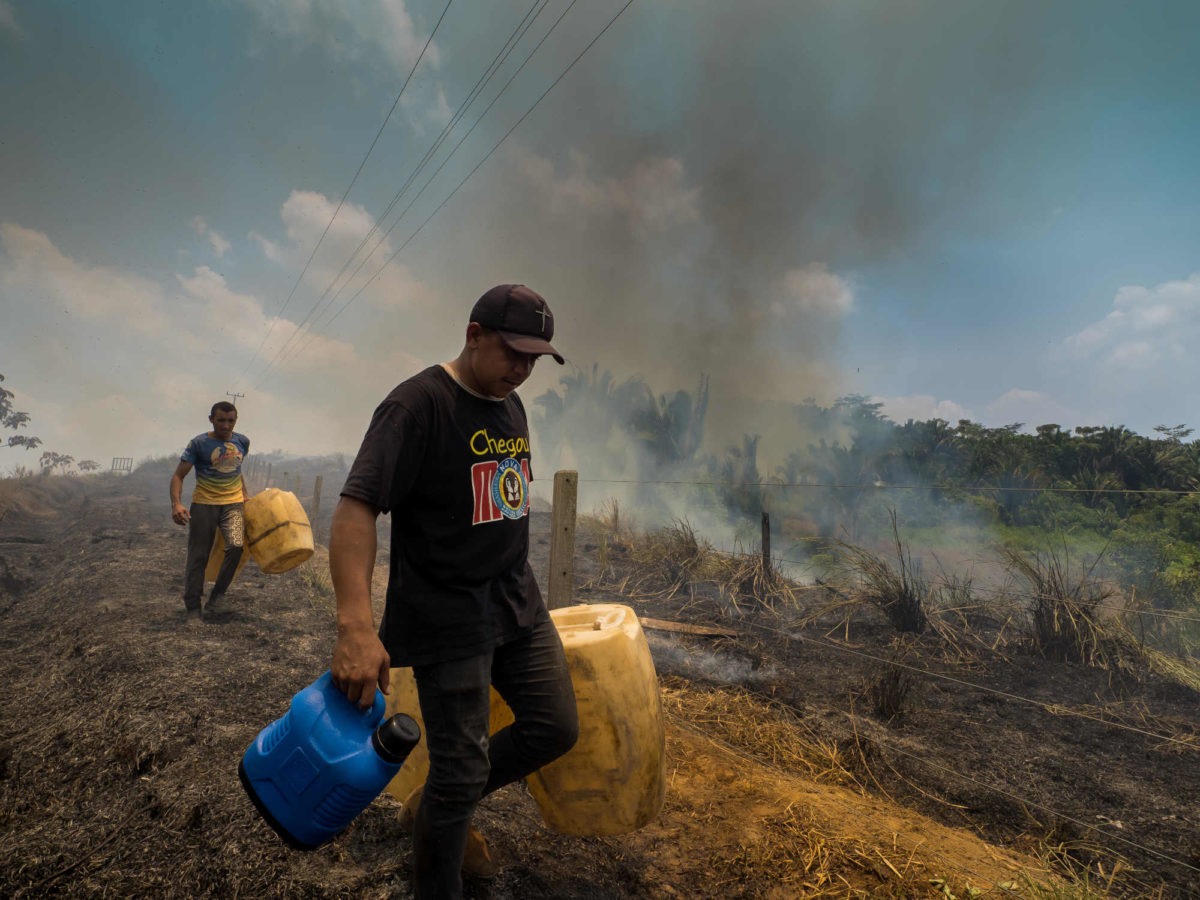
left=667, top=694, right=1185, bottom=894
left=251, top=0, right=553, bottom=383
left=611, top=570, right=1198, bottom=748
left=579, top=477, right=1200, bottom=497
left=235, top=0, right=455, bottom=391
left=850, top=719, right=1199, bottom=877
left=266, top=0, right=636, bottom=377
left=696, top=545, right=1200, bottom=624
left=608, top=570, right=1198, bottom=748
left=267, top=0, right=593, bottom=375
left=651, top=615, right=1198, bottom=886
left=752, top=625, right=1197, bottom=750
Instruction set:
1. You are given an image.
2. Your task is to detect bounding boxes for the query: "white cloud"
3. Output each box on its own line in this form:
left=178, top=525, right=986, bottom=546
left=870, top=388, right=1090, bottom=432
left=209, top=232, right=232, bottom=258
left=430, top=86, right=452, bottom=126
left=0, top=222, right=427, bottom=463
left=251, top=189, right=433, bottom=315
left=0, top=223, right=172, bottom=339
left=516, top=150, right=701, bottom=233
left=190, top=215, right=231, bottom=258
left=278, top=190, right=379, bottom=259
left=776, top=263, right=854, bottom=319
left=874, top=394, right=971, bottom=425
left=0, top=1, right=24, bottom=39
left=984, top=389, right=1082, bottom=430
left=1064, top=272, right=1200, bottom=369
left=249, top=229, right=287, bottom=265
left=243, top=0, right=437, bottom=74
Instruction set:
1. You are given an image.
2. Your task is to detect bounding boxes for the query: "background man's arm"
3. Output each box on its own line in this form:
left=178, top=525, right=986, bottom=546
left=241, top=440, right=254, bottom=500
left=329, top=495, right=391, bottom=709
left=170, top=461, right=193, bottom=525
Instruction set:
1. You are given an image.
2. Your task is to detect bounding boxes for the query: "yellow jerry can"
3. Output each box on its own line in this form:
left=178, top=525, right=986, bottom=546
left=244, top=488, right=313, bottom=574
left=526, top=603, right=665, bottom=834
left=383, top=603, right=665, bottom=835
left=382, top=675, right=514, bottom=808
left=204, top=529, right=250, bottom=583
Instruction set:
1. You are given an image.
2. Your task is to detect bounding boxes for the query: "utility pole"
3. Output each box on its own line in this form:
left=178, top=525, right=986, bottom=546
left=226, top=391, right=245, bottom=404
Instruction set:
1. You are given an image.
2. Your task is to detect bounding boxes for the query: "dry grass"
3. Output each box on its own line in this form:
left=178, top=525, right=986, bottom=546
left=819, top=513, right=933, bottom=635
left=298, top=554, right=335, bottom=619
left=864, top=663, right=915, bottom=722
left=659, top=675, right=853, bottom=784
left=0, top=470, right=98, bottom=520
left=583, top=518, right=805, bottom=612
left=1000, top=546, right=1149, bottom=677
left=699, top=801, right=939, bottom=898
left=660, top=678, right=1057, bottom=900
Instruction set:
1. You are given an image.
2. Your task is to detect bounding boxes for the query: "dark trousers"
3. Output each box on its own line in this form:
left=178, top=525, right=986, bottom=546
left=411, top=616, right=579, bottom=900
left=182, top=502, right=244, bottom=610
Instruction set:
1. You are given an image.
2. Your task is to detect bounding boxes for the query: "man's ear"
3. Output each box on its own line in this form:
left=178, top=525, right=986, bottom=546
left=465, top=322, right=485, bottom=345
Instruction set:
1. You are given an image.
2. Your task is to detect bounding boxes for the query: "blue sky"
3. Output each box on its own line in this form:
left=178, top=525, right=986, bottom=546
left=2, top=0, right=1199, bottom=471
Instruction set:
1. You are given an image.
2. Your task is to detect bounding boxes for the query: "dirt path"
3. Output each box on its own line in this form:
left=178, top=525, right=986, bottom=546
left=0, top=468, right=1092, bottom=898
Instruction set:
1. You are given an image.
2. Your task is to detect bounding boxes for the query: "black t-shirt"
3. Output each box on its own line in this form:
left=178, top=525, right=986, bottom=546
left=340, top=365, right=547, bottom=666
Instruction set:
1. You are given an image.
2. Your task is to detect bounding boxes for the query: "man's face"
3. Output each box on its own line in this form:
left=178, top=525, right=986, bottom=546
left=210, top=410, right=238, bottom=440
left=469, top=329, right=538, bottom=398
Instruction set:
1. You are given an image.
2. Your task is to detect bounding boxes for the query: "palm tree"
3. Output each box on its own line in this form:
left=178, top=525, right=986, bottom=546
left=629, top=374, right=710, bottom=468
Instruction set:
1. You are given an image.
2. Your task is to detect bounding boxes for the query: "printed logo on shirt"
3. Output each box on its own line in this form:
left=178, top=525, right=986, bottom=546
left=209, top=442, right=244, bottom=473
left=472, top=458, right=531, bottom=525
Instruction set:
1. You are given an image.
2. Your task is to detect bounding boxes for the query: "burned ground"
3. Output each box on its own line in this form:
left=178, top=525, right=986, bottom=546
left=0, top=466, right=1196, bottom=898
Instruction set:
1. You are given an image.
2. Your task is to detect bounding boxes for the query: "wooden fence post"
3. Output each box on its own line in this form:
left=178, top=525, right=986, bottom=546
left=294, top=474, right=302, bottom=496
left=761, top=511, right=771, bottom=569
left=266, top=462, right=273, bottom=489
left=547, top=470, right=578, bottom=610
left=311, top=475, right=324, bottom=545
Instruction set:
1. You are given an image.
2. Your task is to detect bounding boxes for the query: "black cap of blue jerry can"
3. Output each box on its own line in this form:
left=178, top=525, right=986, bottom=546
left=372, top=714, right=421, bottom=765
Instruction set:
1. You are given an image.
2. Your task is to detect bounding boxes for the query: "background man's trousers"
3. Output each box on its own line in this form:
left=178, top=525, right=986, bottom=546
left=182, top=502, right=244, bottom=611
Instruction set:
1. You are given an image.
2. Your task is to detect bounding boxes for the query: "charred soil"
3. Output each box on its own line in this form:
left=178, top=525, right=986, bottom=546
left=1, top=467, right=1195, bottom=898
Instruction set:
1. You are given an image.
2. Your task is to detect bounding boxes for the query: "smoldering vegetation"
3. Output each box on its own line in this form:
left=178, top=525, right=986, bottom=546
left=537, top=366, right=1200, bottom=895
left=532, top=368, right=1200, bottom=663
left=572, top=477, right=1200, bottom=898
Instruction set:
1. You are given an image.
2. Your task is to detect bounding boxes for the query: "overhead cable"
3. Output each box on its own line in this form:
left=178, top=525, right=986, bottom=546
left=579, top=477, right=1200, bottom=497
left=235, top=0, right=455, bottom=390
left=250, top=0, right=549, bottom=383
left=270, top=0, right=636, bottom=375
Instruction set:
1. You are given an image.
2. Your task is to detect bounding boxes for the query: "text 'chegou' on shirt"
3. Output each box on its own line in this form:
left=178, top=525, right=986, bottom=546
left=471, top=426, right=532, bottom=524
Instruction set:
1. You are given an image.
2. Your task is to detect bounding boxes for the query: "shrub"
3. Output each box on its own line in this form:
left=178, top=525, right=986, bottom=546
left=825, top=511, right=932, bottom=634
left=1001, top=544, right=1146, bottom=674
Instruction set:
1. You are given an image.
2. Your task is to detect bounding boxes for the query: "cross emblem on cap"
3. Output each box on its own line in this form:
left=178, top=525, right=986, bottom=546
left=536, top=305, right=552, bottom=333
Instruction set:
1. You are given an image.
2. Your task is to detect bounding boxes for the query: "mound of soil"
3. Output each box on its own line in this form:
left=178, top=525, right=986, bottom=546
left=2, top=467, right=1194, bottom=897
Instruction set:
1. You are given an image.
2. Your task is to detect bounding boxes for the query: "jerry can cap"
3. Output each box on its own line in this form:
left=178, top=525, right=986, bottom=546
left=372, top=713, right=421, bottom=764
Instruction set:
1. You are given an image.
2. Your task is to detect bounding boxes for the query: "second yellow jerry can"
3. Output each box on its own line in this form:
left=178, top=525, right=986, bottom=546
left=204, top=529, right=249, bottom=583
left=244, top=488, right=314, bottom=574
left=383, top=602, right=665, bottom=835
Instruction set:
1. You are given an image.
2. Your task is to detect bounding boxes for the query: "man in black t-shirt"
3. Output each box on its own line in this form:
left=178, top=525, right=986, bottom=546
left=330, top=284, right=579, bottom=899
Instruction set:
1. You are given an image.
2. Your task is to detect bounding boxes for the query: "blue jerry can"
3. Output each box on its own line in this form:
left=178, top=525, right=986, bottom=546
left=239, top=670, right=420, bottom=850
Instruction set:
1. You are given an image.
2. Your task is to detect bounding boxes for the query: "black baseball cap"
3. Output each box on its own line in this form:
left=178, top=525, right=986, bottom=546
left=470, top=284, right=564, bottom=364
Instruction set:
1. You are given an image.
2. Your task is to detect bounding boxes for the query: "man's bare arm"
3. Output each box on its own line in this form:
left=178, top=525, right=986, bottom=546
left=170, top=461, right=193, bottom=525
left=241, top=442, right=254, bottom=500
left=329, top=495, right=391, bottom=709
